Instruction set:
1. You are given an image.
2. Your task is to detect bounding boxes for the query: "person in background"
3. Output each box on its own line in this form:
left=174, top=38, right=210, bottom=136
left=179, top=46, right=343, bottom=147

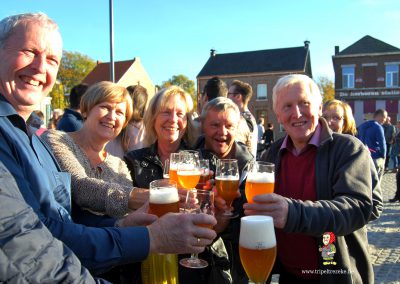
left=0, top=12, right=216, bottom=277
left=197, top=97, right=254, bottom=284
left=57, top=83, right=88, bottom=132
left=228, top=80, right=258, bottom=157
left=106, top=84, right=148, bottom=158
left=389, top=121, right=400, bottom=202
left=322, top=99, right=357, bottom=136
left=198, top=76, right=228, bottom=114
left=262, top=122, right=275, bottom=147
left=257, top=117, right=265, bottom=143
left=357, top=109, right=387, bottom=180
left=247, top=74, right=380, bottom=283
left=383, top=116, right=396, bottom=170
left=26, top=109, right=47, bottom=135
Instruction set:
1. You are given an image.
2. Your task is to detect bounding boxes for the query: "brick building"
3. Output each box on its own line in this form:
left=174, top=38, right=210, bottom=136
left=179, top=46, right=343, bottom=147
left=332, top=35, right=400, bottom=125
left=197, top=42, right=312, bottom=137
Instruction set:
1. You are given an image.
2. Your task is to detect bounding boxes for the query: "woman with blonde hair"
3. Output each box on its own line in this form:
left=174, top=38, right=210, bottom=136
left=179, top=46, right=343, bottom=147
left=125, top=85, right=196, bottom=188
left=323, top=99, right=357, bottom=136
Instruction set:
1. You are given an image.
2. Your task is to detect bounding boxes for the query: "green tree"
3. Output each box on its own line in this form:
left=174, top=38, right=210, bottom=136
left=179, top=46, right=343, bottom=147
left=49, top=50, right=96, bottom=109
left=162, top=74, right=197, bottom=111
left=316, top=76, right=335, bottom=103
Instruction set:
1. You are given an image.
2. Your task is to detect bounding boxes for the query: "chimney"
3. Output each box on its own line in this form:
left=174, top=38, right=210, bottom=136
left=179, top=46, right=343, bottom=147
left=210, top=49, right=216, bottom=57
left=304, top=40, right=310, bottom=49
left=335, top=46, right=339, bottom=55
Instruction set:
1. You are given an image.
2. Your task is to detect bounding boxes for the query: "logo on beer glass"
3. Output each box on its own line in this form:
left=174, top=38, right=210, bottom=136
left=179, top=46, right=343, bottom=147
left=319, top=232, right=337, bottom=265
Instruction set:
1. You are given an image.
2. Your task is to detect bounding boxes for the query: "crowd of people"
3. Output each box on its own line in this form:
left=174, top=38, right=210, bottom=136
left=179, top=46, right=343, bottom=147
left=0, top=11, right=395, bottom=284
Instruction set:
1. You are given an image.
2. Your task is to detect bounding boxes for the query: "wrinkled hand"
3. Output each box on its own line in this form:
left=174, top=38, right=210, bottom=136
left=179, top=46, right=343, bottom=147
left=243, top=193, right=289, bottom=229
left=147, top=213, right=217, bottom=254
left=121, top=202, right=158, bottom=227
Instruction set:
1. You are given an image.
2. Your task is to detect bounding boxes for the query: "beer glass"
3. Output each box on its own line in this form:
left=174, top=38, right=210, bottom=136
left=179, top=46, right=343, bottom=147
left=149, top=179, right=179, bottom=217
left=196, top=159, right=211, bottom=190
left=179, top=189, right=214, bottom=269
left=239, top=216, right=276, bottom=284
left=169, top=153, right=180, bottom=185
left=245, top=161, right=275, bottom=203
left=143, top=179, right=180, bottom=284
left=163, top=159, right=170, bottom=179
left=215, top=159, right=239, bottom=218
left=177, top=151, right=201, bottom=190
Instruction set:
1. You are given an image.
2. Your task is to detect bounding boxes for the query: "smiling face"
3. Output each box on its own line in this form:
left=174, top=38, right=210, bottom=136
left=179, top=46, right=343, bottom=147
left=0, top=20, right=62, bottom=119
left=83, top=100, right=127, bottom=143
left=275, top=82, right=322, bottom=151
left=154, top=94, right=188, bottom=146
left=202, top=108, right=240, bottom=158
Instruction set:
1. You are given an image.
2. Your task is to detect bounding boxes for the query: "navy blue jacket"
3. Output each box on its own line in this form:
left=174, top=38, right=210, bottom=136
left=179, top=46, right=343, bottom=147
left=0, top=95, right=149, bottom=274
left=357, top=120, right=386, bottom=159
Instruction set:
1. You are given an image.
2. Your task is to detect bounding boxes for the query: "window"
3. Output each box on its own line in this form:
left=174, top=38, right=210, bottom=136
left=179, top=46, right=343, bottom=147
left=342, top=66, right=355, bottom=88
left=257, top=84, right=267, bottom=100
left=386, top=64, right=399, bottom=87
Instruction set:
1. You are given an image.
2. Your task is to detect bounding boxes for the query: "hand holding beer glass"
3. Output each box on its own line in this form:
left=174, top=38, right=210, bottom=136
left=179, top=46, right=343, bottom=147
left=180, top=189, right=215, bottom=268
left=239, top=216, right=276, bottom=284
left=215, top=159, right=240, bottom=218
left=245, top=161, right=275, bottom=203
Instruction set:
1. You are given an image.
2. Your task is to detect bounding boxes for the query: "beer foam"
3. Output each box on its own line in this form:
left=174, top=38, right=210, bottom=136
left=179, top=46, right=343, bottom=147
left=177, top=170, right=201, bottom=176
left=239, top=216, right=276, bottom=249
left=247, top=172, right=274, bottom=183
left=150, top=187, right=179, bottom=204
left=215, top=175, right=239, bottom=181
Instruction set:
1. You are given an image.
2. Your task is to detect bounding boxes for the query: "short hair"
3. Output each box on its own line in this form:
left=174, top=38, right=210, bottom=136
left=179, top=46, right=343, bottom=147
left=143, top=86, right=194, bottom=146
left=69, top=84, right=88, bottom=109
left=200, top=97, right=240, bottom=122
left=230, top=80, right=253, bottom=105
left=127, top=85, right=148, bottom=123
left=374, top=109, right=387, bottom=118
left=272, top=74, right=322, bottom=112
left=80, top=81, right=133, bottom=128
left=0, top=13, right=59, bottom=49
left=323, top=99, right=357, bottom=136
left=202, top=77, right=228, bottom=101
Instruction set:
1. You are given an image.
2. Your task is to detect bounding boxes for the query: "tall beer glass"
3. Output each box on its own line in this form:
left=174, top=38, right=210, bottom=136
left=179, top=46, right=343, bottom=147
left=245, top=161, right=275, bottom=203
left=168, top=153, right=180, bottom=185
left=215, top=159, right=239, bottom=218
left=239, top=216, right=276, bottom=284
left=177, top=151, right=201, bottom=190
left=142, top=179, right=180, bottom=284
left=179, top=189, right=214, bottom=269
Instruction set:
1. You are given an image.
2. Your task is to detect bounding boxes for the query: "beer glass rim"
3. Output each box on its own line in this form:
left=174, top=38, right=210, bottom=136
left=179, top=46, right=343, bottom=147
left=241, top=215, right=273, bottom=223
left=150, top=179, right=177, bottom=189
left=218, top=158, right=238, bottom=162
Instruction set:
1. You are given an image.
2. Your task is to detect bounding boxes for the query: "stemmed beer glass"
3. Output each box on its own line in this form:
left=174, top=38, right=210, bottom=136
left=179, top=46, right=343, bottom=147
left=215, top=159, right=240, bottom=218
left=177, top=151, right=201, bottom=190
left=179, top=189, right=215, bottom=269
left=239, top=216, right=277, bottom=284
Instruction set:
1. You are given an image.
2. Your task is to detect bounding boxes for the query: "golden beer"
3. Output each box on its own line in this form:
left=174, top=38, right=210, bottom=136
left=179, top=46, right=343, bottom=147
left=239, top=216, right=276, bottom=284
left=239, top=246, right=276, bottom=283
left=177, top=170, right=201, bottom=189
left=169, top=168, right=178, bottom=183
left=245, top=172, right=275, bottom=203
left=215, top=176, right=239, bottom=207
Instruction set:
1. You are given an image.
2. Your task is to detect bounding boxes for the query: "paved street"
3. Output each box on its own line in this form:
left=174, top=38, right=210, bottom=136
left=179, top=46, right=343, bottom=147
left=368, top=171, right=400, bottom=284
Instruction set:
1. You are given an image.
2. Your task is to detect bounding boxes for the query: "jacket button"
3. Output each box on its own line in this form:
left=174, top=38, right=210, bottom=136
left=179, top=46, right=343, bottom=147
left=141, top=161, right=149, bottom=167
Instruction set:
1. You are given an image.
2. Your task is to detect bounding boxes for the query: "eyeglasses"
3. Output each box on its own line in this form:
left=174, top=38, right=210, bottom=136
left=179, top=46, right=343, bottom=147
left=322, top=115, right=343, bottom=122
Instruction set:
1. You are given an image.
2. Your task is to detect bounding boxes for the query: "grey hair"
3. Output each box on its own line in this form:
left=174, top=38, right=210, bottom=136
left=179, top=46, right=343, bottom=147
left=200, top=97, right=240, bottom=121
left=0, top=12, right=58, bottom=48
left=272, top=74, right=322, bottom=112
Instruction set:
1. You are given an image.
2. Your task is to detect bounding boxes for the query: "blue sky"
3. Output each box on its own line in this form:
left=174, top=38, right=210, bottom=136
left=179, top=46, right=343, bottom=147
left=2, top=0, right=400, bottom=86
